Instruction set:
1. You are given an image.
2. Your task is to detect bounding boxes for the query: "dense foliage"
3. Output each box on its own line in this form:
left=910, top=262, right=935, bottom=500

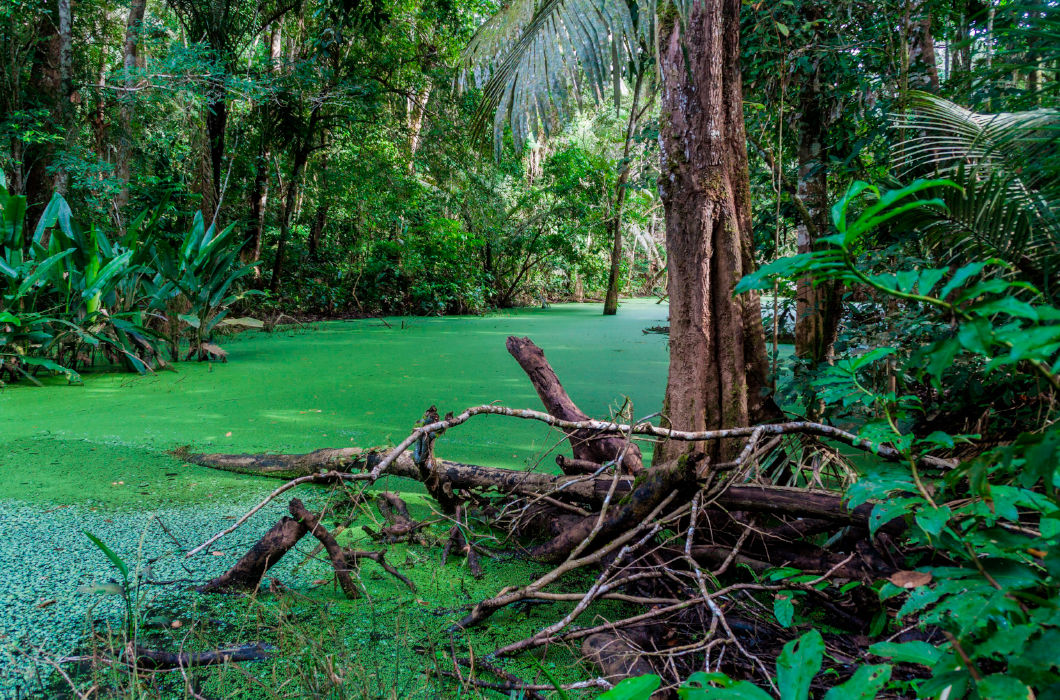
left=2, top=0, right=1059, bottom=698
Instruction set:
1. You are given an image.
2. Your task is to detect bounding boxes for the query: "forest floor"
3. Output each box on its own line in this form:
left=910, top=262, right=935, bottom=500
left=0, top=299, right=769, bottom=698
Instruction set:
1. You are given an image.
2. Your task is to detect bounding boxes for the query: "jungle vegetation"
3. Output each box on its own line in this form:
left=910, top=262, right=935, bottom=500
left=1, top=0, right=1058, bottom=697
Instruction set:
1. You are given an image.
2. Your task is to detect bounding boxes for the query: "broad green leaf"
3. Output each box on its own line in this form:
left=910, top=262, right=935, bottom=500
left=598, top=674, right=660, bottom=700
left=867, top=640, right=941, bottom=666
left=975, top=675, right=1032, bottom=700
left=777, top=630, right=824, bottom=700
left=822, top=664, right=891, bottom=700
left=774, top=592, right=795, bottom=627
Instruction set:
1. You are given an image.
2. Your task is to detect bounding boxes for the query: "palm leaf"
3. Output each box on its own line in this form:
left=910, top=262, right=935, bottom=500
left=462, top=0, right=655, bottom=154
left=892, top=92, right=1060, bottom=297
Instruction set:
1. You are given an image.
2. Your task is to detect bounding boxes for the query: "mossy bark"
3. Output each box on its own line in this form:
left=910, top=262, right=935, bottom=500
left=656, top=0, right=775, bottom=466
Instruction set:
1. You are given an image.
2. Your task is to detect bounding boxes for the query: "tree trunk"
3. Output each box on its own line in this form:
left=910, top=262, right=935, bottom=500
left=655, top=0, right=775, bottom=466
left=793, top=67, right=840, bottom=371
left=308, top=154, right=329, bottom=257
left=53, top=0, right=72, bottom=196
left=907, top=0, right=941, bottom=92
left=244, top=148, right=270, bottom=270
left=116, top=0, right=147, bottom=210
left=270, top=147, right=308, bottom=292
left=407, top=85, right=431, bottom=159
left=25, top=5, right=64, bottom=225
left=603, top=71, right=645, bottom=316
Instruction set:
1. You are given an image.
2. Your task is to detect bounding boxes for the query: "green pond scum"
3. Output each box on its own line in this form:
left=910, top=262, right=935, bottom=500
left=0, top=301, right=677, bottom=698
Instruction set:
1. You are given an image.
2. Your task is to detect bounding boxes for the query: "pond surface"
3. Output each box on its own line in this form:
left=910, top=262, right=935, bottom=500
left=0, top=300, right=671, bottom=697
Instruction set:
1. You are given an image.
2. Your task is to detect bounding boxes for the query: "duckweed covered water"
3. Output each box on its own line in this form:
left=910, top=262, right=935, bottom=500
left=0, top=301, right=672, bottom=698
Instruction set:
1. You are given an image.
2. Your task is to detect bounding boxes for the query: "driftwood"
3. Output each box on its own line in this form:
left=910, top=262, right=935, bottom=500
left=288, top=498, right=360, bottom=598
left=197, top=516, right=308, bottom=593
left=181, top=335, right=939, bottom=693
left=365, top=492, right=429, bottom=544
left=131, top=642, right=273, bottom=670
left=441, top=505, right=483, bottom=578
left=506, top=336, right=644, bottom=475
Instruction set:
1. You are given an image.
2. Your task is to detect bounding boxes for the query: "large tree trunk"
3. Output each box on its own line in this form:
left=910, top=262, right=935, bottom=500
left=116, top=0, right=148, bottom=210
left=655, top=0, right=775, bottom=465
left=793, top=65, right=840, bottom=372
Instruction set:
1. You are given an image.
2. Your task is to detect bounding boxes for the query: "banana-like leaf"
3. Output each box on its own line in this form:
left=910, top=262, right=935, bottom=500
left=15, top=249, right=76, bottom=297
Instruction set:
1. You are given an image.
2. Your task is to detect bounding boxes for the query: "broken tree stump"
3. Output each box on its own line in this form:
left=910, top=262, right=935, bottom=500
left=506, top=336, right=643, bottom=475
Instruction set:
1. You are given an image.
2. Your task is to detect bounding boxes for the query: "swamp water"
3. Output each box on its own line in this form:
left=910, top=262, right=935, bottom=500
left=0, top=300, right=670, bottom=698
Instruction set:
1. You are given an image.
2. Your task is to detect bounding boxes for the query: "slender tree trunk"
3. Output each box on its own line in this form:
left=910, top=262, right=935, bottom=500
left=655, top=0, right=775, bottom=466
left=206, top=95, right=228, bottom=199
left=244, top=148, right=270, bottom=271
left=270, top=147, right=308, bottom=292
left=603, top=71, right=645, bottom=316
left=308, top=155, right=329, bottom=257
left=116, top=0, right=147, bottom=209
left=53, top=0, right=72, bottom=198
left=793, top=69, right=840, bottom=371
left=407, top=85, right=431, bottom=159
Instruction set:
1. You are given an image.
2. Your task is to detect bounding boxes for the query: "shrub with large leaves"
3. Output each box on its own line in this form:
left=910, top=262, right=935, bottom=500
left=154, top=212, right=260, bottom=360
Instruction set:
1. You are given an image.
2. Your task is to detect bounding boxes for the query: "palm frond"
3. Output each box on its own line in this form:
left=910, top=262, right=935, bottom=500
left=907, top=169, right=1059, bottom=296
left=891, top=93, right=1060, bottom=297
left=892, top=92, right=1060, bottom=189
left=461, top=0, right=656, bottom=155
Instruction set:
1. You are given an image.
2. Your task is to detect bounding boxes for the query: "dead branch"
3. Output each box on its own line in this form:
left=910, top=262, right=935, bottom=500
left=288, top=498, right=360, bottom=598
left=506, top=336, right=644, bottom=474
left=130, top=643, right=274, bottom=670
left=197, top=516, right=308, bottom=593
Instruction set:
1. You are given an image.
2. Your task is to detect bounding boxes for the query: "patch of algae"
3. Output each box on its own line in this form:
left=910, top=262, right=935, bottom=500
left=0, top=301, right=670, bottom=698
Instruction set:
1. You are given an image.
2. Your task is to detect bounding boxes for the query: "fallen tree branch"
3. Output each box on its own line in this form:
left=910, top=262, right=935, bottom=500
left=129, top=643, right=274, bottom=670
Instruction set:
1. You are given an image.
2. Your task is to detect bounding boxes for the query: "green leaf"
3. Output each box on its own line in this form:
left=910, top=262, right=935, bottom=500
left=598, top=674, right=661, bottom=700
left=867, top=640, right=941, bottom=666
left=822, top=664, right=891, bottom=700
left=678, top=674, right=773, bottom=700
left=975, top=675, right=1032, bottom=700
left=914, top=505, right=952, bottom=536
left=775, top=20, right=790, bottom=36
left=83, top=530, right=129, bottom=582
left=777, top=630, right=824, bottom=700
left=774, top=592, right=795, bottom=627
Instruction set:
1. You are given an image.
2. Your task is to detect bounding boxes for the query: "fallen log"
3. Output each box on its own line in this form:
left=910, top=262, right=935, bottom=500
left=130, top=642, right=274, bottom=670
left=506, top=336, right=644, bottom=475
left=289, top=498, right=360, bottom=598
left=197, top=516, right=308, bottom=593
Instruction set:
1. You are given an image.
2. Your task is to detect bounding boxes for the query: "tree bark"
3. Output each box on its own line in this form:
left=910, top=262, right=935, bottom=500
left=907, top=0, right=941, bottom=92
left=793, top=62, right=841, bottom=372
left=116, top=0, right=148, bottom=209
left=603, top=70, right=645, bottom=316
left=656, top=0, right=775, bottom=465
left=197, top=516, right=308, bottom=592
left=244, top=148, right=270, bottom=269
left=270, top=146, right=309, bottom=292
